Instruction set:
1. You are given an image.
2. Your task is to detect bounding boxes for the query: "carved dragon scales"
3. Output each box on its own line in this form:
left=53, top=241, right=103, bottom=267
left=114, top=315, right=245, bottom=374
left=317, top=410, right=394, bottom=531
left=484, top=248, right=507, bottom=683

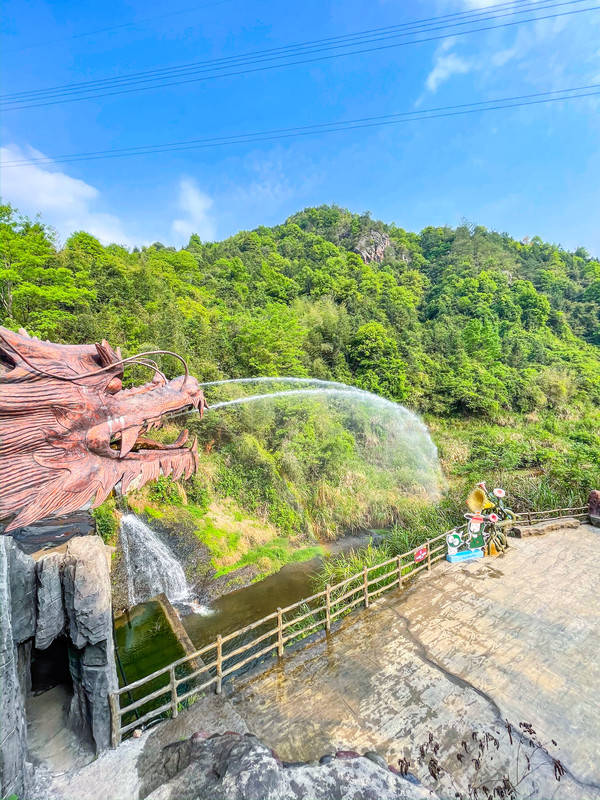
left=0, top=326, right=207, bottom=532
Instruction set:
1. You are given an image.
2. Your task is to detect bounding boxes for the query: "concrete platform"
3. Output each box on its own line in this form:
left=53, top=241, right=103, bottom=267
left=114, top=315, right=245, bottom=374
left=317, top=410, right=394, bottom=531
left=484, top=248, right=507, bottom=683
left=228, top=525, right=600, bottom=799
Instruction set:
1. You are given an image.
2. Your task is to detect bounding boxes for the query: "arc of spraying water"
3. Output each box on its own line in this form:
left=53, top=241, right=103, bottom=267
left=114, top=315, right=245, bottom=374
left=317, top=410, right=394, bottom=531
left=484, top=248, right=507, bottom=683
left=199, top=376, right=361, bottom=391
left=159, top=378, right=442, bottom=501
left=209, top=387, right=385, bottom=409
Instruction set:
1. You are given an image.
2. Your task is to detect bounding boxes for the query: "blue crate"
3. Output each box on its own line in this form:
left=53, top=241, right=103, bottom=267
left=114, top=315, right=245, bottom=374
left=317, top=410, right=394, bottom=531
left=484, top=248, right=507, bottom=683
left=447, top=548, right=484, bottom=563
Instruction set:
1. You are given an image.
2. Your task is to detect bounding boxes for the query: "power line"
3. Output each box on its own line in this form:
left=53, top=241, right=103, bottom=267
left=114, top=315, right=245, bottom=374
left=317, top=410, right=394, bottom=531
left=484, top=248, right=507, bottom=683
left=2, top=1, right=596, bottom=111
left=0, top=0, right=582, bottom=104
left=5, top=0, right=236, bottom=53
left=1, top=0, right=543, bottom=100
left=2, top=84, right=597, bottom=168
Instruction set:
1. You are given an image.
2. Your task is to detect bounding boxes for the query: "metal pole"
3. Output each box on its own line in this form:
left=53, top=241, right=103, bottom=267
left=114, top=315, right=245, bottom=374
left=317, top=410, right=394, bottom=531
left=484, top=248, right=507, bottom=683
left=170, top=666, right=178, bottom=718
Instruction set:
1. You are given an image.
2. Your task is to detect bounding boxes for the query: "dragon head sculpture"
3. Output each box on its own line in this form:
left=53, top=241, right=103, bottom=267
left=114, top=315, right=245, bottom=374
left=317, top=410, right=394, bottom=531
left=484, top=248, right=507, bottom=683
left=0, top=326, right=207, bottom=532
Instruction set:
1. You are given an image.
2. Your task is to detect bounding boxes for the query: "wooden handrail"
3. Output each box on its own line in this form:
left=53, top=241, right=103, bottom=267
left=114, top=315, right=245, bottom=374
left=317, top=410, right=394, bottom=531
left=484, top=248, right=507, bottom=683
left=110, top=505, right=588, bottom=744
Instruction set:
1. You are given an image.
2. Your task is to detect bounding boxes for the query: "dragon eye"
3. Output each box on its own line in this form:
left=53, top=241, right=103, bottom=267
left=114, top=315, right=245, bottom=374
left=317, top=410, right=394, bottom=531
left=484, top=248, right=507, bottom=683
left=106, top=377, right=123, bottom=394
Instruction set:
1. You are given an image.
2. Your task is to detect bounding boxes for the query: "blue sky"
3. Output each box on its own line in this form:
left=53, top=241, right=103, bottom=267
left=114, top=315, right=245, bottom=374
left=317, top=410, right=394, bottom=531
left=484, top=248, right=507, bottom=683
left=1, top=0, right=599, bottom=252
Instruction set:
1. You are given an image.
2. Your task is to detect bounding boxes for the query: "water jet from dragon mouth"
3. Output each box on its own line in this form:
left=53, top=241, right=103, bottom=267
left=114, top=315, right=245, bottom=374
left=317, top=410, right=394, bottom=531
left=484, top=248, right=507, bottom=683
left=185, top=377, right=442, bottom=501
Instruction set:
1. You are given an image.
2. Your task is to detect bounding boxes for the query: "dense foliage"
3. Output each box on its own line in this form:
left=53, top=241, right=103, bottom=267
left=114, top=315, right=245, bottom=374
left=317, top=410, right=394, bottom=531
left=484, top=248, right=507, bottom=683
left=3, top=203, right=600, bottom=414
left=2, top=203, right=600, bottom=575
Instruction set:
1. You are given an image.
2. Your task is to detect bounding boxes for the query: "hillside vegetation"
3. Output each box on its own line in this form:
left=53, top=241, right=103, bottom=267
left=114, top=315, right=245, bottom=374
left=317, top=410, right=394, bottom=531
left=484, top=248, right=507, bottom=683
left=2, top=203, right=599, bottom=582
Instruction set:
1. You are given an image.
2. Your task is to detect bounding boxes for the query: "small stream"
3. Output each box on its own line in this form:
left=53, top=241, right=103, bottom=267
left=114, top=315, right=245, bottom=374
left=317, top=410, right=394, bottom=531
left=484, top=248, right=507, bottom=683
left=182, top=533, right=374, bottom=649
left=114, top=531, right=376, bottom=698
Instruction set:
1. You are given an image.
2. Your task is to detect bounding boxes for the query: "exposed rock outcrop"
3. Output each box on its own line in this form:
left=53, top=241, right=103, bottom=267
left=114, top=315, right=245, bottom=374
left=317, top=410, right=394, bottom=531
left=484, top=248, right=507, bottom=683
left=63, top=536, right=112, bottom=648
left=0, top=528, right=118, bottom=797
left=63, top=536, right=117, bottom=753
left=354, top=230, right=392, bottom=264
left=9, top=541, right=37, bottom=643
left=143, top=732, right=434, bottom=800
left=510, top=516, right=580, bottom=538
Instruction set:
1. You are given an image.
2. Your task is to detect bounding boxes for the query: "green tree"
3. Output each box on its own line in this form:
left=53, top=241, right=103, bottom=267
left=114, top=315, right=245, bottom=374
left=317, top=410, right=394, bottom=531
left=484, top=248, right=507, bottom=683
left=348, top=322, right=408, bottom=400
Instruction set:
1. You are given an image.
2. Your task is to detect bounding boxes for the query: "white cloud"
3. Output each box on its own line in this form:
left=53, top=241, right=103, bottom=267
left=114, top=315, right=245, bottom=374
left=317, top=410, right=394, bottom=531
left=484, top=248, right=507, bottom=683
left=171, top=177, right=216, bottom=243
left=210, top=149, right=318, bottom=237
left=425, top=40, right=472, bottom=92
left=0, top=143, right=132, bottom=246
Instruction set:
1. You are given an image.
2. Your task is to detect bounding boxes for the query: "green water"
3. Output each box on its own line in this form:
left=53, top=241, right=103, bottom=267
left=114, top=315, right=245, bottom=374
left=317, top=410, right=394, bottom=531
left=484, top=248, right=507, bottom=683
left=114, top=600, right=186, bottom=727
left=114, top=532, right=375, bottom=723
left=183, top=532, right=373, bottom=650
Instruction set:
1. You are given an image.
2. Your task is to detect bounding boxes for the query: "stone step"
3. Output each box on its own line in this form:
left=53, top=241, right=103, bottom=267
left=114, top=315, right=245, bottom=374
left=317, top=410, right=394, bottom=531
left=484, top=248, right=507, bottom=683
left=510, top=516, right=581, bottom=538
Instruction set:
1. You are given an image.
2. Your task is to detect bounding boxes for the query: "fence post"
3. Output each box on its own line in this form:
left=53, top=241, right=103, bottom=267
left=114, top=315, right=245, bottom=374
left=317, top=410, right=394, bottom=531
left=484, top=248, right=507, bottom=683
left=427, top=541, right=431, bottom=572
left=216, top=634, right=223, bottom=694
left=527, top=511, right=532, bottom=525
left=170, top=666, right=178, bottom=718
left=277, top=607, right=284, bottom=657
left=109, top=693, right=121, bottom=748
left=363, top=566, right=369, bottom=608
left=325, top=585, right=331, bottom=632
left=397, top=555, right=403, bottom=588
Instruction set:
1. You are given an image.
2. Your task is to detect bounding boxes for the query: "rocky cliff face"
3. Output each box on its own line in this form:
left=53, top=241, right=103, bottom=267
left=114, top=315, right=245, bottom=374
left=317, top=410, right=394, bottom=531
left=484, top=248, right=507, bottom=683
left=0, top=531, right=118, bottom=797
left=0, top=537, right=29, bottom=800
left=354, top=230, right=392, bottom=264
left=63, top=536, right=117, bottom=751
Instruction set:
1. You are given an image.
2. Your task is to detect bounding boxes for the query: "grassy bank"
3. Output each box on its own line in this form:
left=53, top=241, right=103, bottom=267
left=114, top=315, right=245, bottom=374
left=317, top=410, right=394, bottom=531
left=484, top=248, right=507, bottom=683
left=96, top=401, right=598, bottom=602
left=313, top=407, right=598, bottom=587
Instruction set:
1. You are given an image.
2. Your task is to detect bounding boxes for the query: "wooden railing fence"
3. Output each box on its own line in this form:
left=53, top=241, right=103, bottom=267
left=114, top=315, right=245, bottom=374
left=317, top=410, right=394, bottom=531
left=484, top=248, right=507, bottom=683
left=109, top=505, right=587, bottom=746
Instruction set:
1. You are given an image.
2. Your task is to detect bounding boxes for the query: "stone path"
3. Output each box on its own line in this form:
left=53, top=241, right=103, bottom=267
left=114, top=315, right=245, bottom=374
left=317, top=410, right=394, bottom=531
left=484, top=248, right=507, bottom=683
left=27, top=685, right=94, bottom=773
left=229, top=524, right=600, bottom=799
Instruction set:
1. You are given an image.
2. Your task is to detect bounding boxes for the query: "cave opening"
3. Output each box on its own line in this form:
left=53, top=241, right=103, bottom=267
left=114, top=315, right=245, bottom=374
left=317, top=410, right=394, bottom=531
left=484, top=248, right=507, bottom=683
left=31, top=637, right=71, bottom=695
left=26, top=636, right=94, bottom=771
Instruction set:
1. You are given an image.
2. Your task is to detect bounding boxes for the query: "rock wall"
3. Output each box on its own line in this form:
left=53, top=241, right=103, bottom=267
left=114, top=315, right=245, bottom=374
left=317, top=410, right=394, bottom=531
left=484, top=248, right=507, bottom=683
left=0, top=537, right=29, bottom=800
left=0, top=532, right=118, bottom=797
left=62, top=537, right=117, bottom=751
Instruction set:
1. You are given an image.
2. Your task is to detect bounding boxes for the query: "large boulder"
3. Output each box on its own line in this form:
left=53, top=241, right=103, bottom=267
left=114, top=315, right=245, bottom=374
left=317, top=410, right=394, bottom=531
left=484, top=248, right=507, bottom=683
left=35, top=551, right=65, bottom=649
left=144, top=732, right=434, bottom=800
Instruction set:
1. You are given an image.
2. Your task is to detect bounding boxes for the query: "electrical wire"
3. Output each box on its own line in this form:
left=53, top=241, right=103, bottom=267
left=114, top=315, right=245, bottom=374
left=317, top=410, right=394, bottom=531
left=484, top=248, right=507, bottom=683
left=8, top=0, right=236, bottom=53
left=2, top=1, right=596, bottom=111
left=2, top=83, right=597, bottom=169
left=0, top=0, right=556, bottom=101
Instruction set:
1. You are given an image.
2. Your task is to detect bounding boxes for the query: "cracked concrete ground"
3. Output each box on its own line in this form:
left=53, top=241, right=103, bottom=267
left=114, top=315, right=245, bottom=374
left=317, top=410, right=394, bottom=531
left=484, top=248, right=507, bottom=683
left=228, top=524, right=600, bottom=799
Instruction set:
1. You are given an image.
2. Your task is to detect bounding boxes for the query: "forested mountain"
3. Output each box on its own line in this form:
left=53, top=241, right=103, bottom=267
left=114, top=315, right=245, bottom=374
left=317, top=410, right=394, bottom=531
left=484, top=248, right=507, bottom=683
left=2, top=203, right=600, bottom=579
left=3, top=203, right=600, bottom=417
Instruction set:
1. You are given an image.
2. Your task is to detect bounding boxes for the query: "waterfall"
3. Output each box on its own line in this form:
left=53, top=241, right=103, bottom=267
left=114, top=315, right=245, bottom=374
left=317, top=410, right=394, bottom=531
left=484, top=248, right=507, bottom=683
left=119, top=514, right=191, bottom=607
